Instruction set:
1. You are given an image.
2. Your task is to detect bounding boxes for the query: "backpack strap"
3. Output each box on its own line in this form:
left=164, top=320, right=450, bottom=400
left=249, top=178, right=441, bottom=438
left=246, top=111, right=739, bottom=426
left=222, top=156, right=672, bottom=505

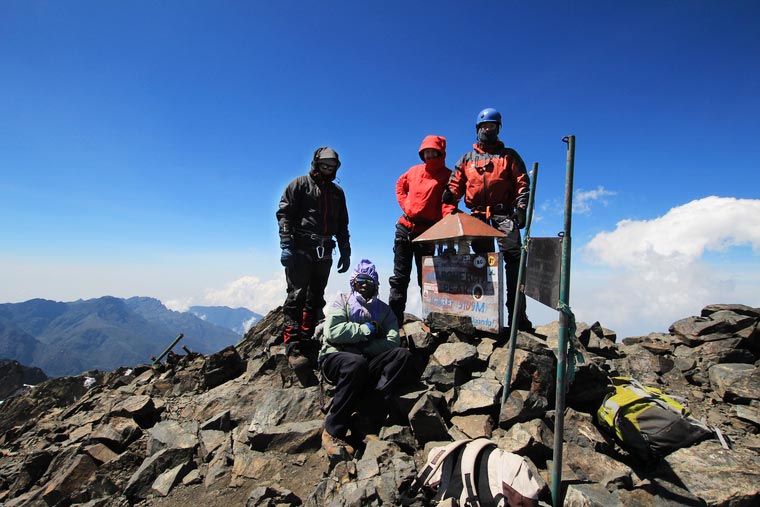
left=713, top=424, right=731, bottom=450
left=459, top=438, right=496, bottom=507
left=408, top=439, right=471, bottom=495
left=437, top=446, right=465, bottom=501
left=476, top=446, right=497, bottom=506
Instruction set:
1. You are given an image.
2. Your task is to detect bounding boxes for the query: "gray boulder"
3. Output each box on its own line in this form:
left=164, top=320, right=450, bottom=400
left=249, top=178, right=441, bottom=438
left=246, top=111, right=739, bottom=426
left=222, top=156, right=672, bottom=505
left=659, top=440, right=760, bottom=506
left=708, top=363, right=760, bottom=402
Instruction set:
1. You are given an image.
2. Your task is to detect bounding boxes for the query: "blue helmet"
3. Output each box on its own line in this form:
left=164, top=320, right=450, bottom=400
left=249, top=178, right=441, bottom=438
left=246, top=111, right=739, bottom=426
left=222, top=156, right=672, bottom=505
left=476, top=108, right=502, bottom=127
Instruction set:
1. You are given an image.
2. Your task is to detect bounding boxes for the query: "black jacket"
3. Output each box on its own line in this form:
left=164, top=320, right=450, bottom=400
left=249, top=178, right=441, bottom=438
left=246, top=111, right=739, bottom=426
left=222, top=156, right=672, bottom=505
left=277, top=173, right=350, bottom=255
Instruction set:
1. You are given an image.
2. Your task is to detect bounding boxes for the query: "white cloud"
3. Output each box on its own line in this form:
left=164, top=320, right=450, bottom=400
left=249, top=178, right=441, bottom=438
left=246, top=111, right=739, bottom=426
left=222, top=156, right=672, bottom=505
left=241, top=316, right=259, bottom=332
left=571, top=263, right=741, bottom=336
left=539, top=185, right=616, bottom=217
left=405, top=289, right=422, bottom=318
left=585, top=196, right=760, bottom=268
left=202, top=274, right=287, bottom=315
left=166, top=274, right=287, bottom=315
left=573, top=196, right=760, bottom=337
left=573, top=186, right=616, bottom=215
left=163, top=297, right=195, bottom=313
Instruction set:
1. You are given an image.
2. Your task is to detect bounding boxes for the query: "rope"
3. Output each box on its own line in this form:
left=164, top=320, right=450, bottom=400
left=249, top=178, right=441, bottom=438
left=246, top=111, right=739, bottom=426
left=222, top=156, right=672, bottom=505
left=557, top=302, right=583, bottom=388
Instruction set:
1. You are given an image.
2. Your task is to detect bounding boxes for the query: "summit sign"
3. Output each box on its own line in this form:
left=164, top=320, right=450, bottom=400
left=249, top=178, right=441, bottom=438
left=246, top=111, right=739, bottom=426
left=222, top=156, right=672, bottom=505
left=420, top=252, right=504, bottom=334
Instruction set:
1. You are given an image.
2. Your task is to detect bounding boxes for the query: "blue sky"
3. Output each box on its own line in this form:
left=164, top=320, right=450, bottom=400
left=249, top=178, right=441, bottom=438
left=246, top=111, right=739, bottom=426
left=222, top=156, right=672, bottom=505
left=2, top=1, right=759, bottom=338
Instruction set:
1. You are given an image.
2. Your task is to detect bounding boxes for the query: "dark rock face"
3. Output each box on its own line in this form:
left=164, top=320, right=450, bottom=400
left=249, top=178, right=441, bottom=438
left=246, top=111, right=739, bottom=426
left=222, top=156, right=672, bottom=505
left=0, top=359, right=47, bottom=400
left=0, top=303, right=758, bottom=506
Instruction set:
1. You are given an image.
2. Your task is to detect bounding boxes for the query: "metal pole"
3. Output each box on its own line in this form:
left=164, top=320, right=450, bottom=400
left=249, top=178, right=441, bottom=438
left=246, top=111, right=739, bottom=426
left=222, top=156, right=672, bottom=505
left=152, top=333, right=184, bottom=364
left=501, top=162, right=539, bottom=406
left=551, top=136, right=575, bottom=506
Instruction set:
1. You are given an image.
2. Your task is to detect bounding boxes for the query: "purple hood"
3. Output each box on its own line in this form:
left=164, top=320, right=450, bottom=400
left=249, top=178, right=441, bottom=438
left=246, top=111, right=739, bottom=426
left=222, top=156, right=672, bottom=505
left=349, top=259, right=380, bottom=288
left=347, top=259, right=381, bottom=323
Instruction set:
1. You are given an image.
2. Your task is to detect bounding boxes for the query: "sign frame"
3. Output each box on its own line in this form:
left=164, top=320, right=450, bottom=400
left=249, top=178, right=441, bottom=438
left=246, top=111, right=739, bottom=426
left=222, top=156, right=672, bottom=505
left=420, top=252, right=504, bottom=334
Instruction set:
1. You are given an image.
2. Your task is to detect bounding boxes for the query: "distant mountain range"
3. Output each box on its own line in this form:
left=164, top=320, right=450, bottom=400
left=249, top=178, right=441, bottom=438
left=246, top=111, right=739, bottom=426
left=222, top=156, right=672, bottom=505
left=0, top=297, right=260, bottom=378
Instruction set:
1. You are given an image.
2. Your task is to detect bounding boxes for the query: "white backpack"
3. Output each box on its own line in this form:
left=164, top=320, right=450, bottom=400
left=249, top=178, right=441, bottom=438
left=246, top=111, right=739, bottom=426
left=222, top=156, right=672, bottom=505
left=409, top=438, right=542, bottom=507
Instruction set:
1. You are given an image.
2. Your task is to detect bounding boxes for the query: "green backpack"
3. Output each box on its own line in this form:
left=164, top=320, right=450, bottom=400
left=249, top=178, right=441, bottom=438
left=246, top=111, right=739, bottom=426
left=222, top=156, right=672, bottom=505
left=597, top=377, right=717, bottom=460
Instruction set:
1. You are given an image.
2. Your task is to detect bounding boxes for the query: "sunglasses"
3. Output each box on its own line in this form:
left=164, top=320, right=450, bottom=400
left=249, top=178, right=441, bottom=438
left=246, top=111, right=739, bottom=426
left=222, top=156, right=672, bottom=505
left=318, top=163, right=338, bottom=171
left=354, top=276, right=376, bottom=285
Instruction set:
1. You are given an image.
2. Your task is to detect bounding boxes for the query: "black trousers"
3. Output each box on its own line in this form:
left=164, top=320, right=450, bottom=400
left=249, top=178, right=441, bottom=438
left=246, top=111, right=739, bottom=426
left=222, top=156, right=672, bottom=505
left=470, top=214, right=528, bottom=324
left=322, top=347, right=414, bottom=439
left=282, top=251, right=332, bottom=326
left=388, top=223, right=435, bottom=323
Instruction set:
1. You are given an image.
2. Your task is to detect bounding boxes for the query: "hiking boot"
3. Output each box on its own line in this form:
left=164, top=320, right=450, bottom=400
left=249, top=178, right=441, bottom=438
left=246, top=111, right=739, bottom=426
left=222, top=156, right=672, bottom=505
left=286, top=341, right=310, bottom=370
left=322, top=429, right=355, bottom=458
left=349, top=412, right=380, bottom=437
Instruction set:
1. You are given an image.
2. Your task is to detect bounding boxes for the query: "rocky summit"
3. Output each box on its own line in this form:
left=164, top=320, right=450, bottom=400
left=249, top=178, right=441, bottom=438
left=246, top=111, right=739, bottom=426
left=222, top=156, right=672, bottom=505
left=1, top=303, right=759, bottom=507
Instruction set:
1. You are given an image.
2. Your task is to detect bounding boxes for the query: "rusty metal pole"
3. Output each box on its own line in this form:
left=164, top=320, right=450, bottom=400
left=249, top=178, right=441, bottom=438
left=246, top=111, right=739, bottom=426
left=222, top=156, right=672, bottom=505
left=501, top=162, right=539, bottom=406
left=551, top=135, right=575, bottom=506
left=152, top=333, right=184, bottom=364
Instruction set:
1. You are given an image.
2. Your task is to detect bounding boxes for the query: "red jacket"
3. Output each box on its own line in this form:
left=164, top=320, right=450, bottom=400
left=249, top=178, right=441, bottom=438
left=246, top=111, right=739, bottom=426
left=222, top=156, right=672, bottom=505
left=396, top=135, right=455, bottom=234
left=448, top=141, right=530, bottom=215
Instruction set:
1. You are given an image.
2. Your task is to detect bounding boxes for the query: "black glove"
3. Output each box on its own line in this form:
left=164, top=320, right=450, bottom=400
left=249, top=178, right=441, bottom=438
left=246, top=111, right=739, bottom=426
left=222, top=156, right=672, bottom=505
left=514, top=207, right=527, bottom=229
left=337, top=254, right=351, bottom=273
left=442, top=187, right=456, bottom=205
left=280, top=246, right=294, bottom=268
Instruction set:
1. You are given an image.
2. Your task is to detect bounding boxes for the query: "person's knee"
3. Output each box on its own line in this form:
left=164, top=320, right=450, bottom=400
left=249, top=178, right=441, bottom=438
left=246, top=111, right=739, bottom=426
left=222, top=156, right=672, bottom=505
left=391, top=347, right=412, bottom=362
left=344, top=356, right=370, bottom=382
left=389, top=348, right=415, bottom=376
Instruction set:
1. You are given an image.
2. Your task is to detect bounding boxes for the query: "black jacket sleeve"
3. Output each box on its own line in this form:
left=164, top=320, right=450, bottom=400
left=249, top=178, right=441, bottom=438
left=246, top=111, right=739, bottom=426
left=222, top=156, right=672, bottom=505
left=276, top=178, right=300, bottom=247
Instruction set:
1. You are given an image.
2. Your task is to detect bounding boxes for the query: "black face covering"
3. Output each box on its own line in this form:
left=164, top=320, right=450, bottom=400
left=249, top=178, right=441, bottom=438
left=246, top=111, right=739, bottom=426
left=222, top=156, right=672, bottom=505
left=311, top=164, right=338, bottom=182
left=477, top=126, right=499, bottom=144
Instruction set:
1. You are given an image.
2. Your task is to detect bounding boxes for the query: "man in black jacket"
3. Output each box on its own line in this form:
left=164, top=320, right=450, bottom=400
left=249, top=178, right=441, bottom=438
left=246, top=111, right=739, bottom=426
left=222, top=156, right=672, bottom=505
left=277, top=147, right=351, bottom=368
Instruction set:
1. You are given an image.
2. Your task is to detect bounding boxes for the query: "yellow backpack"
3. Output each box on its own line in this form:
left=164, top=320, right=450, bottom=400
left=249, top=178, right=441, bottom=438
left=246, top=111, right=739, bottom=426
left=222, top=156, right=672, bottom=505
left=597, top=377, right=716, bottom=460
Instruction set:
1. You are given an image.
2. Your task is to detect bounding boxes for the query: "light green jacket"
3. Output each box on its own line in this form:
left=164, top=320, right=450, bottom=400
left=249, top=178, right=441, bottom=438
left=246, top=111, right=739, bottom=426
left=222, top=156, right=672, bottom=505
left=318, top=292, right=400, bottom=364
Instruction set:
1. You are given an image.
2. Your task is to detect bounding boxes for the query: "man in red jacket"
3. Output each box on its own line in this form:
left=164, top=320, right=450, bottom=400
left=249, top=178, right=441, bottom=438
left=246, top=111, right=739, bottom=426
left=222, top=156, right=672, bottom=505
left=443, top=108, right=533, bottom=331
left=389, top=135, right=455, bottom=325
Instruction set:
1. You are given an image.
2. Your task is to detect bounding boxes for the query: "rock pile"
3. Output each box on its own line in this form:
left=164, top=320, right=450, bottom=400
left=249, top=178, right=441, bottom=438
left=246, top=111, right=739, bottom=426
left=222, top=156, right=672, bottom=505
left=0, top=303, right=758, bottom=507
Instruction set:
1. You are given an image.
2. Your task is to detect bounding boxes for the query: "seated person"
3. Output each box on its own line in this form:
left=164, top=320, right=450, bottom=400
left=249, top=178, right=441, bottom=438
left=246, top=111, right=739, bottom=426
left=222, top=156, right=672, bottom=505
left=319, top=259, right=415, bottom=458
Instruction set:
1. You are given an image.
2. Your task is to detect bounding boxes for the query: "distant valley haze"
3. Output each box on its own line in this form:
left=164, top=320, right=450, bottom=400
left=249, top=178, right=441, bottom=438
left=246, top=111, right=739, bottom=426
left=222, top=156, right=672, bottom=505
left=0, top=296, right=261, bottom=377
